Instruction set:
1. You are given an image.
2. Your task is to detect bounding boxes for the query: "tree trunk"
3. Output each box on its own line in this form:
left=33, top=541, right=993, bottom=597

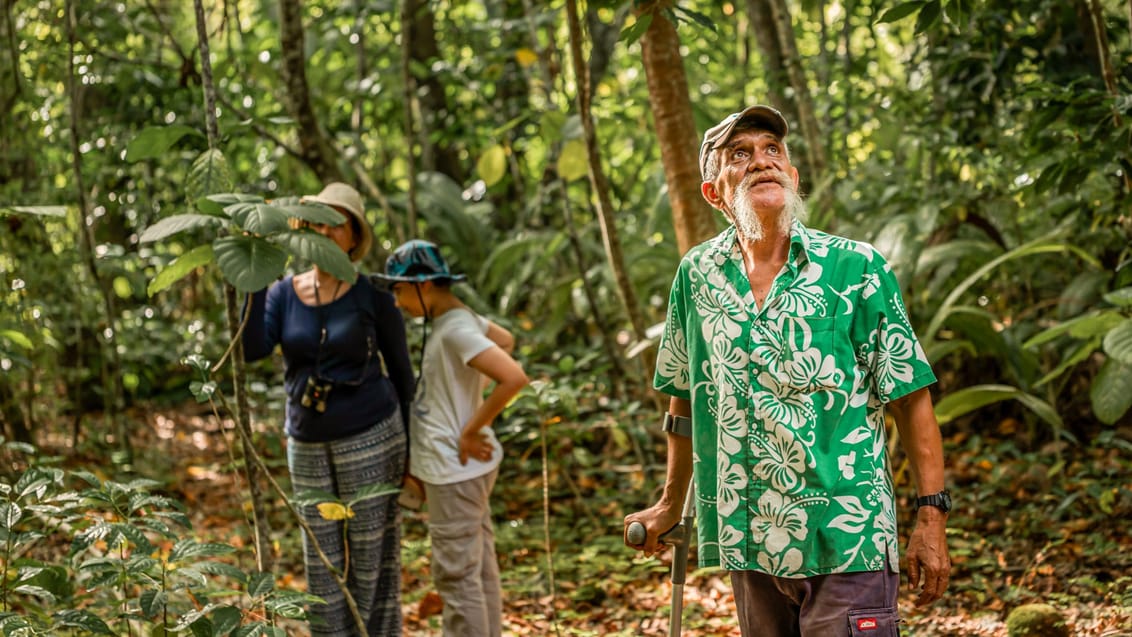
left=747, top=0, right=806, bottom=172
left=278, top=0, right=343, bottom=183
left=193, top=0, right=275, bottom=575
left=765, top=0, right=830, bottom=203
left=565, top=0, right=656, bottom=389
left=638, top=2, right=716, bottom=256
left=399, top=0, right=419, bottom=236
left=403, top=0, right=466, bottom=184
left=64, top=0, right=133, bottom=467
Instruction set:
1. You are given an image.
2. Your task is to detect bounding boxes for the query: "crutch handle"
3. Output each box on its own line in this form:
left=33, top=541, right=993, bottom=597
left=627, top=520, right=686, bottom=547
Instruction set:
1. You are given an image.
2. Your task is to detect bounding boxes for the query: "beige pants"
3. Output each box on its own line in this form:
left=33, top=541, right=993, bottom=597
left=424, top=469, right=501, bottom=637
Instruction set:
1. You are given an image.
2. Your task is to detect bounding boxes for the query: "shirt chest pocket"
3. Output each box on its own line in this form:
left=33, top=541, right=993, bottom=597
left=779, top=316, right=846, bottom=392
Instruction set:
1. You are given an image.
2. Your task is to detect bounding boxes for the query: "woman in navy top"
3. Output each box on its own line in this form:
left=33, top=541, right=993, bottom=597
left=243, top=182, right=413, bottom=636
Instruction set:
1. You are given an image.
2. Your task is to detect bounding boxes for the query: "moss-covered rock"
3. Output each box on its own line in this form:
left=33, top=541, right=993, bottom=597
left=1005, top=603, right=1069, bottom=637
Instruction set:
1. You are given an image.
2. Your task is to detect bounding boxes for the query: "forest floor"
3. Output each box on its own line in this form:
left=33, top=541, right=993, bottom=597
left=50, top=405, right=1132, bottom=636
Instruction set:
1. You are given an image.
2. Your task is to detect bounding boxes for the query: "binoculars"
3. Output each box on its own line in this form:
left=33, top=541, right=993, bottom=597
left=301, top=376, right=333, bottom=413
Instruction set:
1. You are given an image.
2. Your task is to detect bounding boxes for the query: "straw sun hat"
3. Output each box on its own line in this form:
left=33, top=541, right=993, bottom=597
left=301, top=182, right=373, bottom=262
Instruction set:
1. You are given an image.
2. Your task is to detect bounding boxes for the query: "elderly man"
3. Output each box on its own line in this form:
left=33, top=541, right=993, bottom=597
left=625, top=105, right=951, bottom=636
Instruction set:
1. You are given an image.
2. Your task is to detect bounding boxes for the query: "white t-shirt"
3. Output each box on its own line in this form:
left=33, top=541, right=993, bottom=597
left=409, top=308, right=500, bottom=485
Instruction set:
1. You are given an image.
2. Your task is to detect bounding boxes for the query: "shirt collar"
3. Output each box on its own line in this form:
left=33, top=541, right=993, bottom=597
left=708, top=218, right=815, bottom=269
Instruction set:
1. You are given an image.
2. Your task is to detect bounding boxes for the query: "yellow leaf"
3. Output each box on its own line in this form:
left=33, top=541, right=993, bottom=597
left=477, top=144, right=508, bottom=187
left=317, top=502, right=354, bottom=520
left=557, top=139, right=589, bottom=182
left=515, top=48, right=539, bottom=68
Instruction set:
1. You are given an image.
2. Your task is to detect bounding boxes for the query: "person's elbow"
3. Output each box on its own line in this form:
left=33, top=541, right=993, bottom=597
left=501, top=368, right=530, bottom=397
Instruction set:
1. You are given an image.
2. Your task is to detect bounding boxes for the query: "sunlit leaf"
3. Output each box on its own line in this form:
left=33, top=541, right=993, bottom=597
left=557, top=138, right=589, bottom=182
left=317, top=502, right=354, bottom=520
left=138, top=214, right=224, bottom=243
left=0, top=329, right=33, bottom=350
left=0, top=205, right=67, bottom=217
left=148, top=244, right=214, bottom=296
left=125, top=125, right=203, bottom=162
left=619, top=13, right=652, bottom=44
left=935, top=384, right=1063, bottom=431
left=876, top=1, right=926, bottom=24
left=515, top=48, right=538, bottom=67
left=477, top=144, right=508, bottom=187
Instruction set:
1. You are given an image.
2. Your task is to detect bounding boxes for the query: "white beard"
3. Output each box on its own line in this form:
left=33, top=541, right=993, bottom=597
left=730, top=173, right=807, bottom=241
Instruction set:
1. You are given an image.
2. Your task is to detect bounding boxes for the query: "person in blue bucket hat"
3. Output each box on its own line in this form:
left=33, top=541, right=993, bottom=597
left=377, top=240, right=529, bottom=637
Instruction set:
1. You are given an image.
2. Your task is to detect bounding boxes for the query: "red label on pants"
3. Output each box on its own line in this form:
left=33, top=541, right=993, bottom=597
left=856, top=617, right=878, bottom=630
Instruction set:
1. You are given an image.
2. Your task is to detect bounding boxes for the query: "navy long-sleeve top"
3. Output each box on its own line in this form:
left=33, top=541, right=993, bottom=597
left=243, top=274, right=415, bottom=442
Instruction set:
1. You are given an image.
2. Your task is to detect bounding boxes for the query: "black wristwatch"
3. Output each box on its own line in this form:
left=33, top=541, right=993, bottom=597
left=914, top=490, right=952, bottom=513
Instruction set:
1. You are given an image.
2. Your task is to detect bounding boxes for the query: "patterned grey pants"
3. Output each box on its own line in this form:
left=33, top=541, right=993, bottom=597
left=288, top=411, right=407, bottom=637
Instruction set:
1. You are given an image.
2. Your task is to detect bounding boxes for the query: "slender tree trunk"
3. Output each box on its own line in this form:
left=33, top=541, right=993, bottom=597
left=192, top=0, right=274, bottom=575
left=565, top=0, right=656, bottom=387
left=1078, top=0, right=1129, bottom=192
left=637, top=1, right=716, bottom=256
left=64, top=0, right=133, bottom=467
left=278, top=0, right=342, bottom=182
left=399, top=0, right=419, bottom=236
left=747, top=0, right=810, bottom=181
left=403, top=0, right=466, bottom=183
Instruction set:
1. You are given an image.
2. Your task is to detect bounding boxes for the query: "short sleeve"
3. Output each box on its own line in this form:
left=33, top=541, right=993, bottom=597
left=854, top=250, right=936, bottom=403
left=654, top=261, right=692, bottom=399
left=443, top=312, right=495, bottom=365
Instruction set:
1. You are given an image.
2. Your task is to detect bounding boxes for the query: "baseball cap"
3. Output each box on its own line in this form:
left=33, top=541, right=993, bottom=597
left=699, top=105, right=789, bottom=180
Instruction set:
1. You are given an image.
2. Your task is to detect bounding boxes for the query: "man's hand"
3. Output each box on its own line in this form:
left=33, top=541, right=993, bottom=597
left=905, top=507, right=951, bottom=606
left=624, top=503, right=682, bottom=557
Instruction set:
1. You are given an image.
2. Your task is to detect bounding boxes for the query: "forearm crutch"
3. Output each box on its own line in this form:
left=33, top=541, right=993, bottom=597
left=628, top=479, right=696, bottom=637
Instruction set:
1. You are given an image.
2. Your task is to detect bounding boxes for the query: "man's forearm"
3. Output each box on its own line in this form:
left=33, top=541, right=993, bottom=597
left=892, top=387, right=946, bottom=495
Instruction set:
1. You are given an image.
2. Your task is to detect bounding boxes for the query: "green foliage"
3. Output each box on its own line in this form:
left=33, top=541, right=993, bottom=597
left=0, top=440, right=319, bottom=635
left=139, top=186, right=356, bottom=293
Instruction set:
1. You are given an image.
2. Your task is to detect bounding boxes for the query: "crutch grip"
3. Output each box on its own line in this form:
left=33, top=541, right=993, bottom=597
left=627, top=520, right=686, bottom=547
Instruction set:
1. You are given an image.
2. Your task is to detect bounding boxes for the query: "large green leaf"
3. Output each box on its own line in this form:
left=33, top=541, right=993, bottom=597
left=197, top=193, right=263, bottom=215
left=186, top=148, right=233, bottom=203
left=225, top=201, right=291, bottom=235
left=270, top=197, right=347, bottom=226
left=1102, top=318, right=1132, bottom=365
left=1022, top=310, right=1125, bottom=348
left=138, top=214, right=225, bottom=243
left=0, top=205, right=67, bottom=217
left=1033, top=336, right=1102, bottom=388
left=1091, top=359, right=1132, bottom=424
left=125, top=125, right=202, bottom=162
left=213, top=236, right=290, bottom=293
left=935, top=384, right=1063, bottom=431
left=272, top=232, right=355, bottom=283
left=147, top=244, right=214, bottom=296
left=923, top=231, right=1097, bottom=349
left=0, top=329, right=33, bottom=350
left=1103, top=286, right=1132, bottom=307
left=876, top=1, right=926, bottom=24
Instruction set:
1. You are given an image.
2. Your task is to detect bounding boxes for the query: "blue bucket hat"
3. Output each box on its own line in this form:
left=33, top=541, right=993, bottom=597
left=375, top=240, right=466, bottom=286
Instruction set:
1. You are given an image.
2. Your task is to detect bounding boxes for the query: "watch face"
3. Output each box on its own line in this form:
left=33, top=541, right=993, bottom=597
left=940, top=492, right=952, bottom=512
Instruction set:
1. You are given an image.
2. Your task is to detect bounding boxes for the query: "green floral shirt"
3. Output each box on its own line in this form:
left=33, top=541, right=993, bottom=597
left=654, top=221, right=936, bottom=577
